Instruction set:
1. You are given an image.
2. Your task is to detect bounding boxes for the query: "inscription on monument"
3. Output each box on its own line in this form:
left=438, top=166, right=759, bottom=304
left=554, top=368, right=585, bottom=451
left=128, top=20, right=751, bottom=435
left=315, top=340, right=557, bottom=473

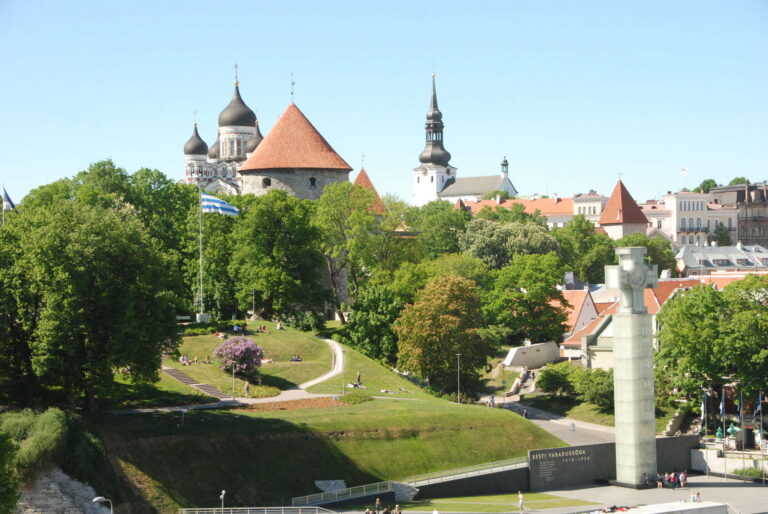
left=529, top=445, right=613, bottom=491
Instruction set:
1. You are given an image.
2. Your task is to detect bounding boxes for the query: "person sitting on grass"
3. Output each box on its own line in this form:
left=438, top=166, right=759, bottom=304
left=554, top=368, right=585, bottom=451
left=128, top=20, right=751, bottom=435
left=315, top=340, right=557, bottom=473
left=204, top=355, right=210, bottom=364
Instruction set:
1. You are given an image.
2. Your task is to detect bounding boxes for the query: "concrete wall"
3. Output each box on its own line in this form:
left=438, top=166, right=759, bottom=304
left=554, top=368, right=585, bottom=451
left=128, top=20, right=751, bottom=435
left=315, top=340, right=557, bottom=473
left=528, top=436, right=699, bottom=491
left=240, top=168, right=349, bottom=200
left=503, top=342, right=560, bottom=368
left=413, top=468, right=529, bottom=499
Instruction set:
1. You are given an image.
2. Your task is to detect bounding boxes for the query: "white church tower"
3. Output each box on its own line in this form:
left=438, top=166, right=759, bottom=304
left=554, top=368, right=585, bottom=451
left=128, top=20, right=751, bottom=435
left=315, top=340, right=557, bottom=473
left=413, top=76, right=457, bottom=206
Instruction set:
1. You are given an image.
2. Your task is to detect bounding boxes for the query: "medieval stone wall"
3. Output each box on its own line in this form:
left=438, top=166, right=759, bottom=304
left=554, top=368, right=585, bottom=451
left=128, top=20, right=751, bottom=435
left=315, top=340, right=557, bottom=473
left=240, top=168, right=349, bottom=200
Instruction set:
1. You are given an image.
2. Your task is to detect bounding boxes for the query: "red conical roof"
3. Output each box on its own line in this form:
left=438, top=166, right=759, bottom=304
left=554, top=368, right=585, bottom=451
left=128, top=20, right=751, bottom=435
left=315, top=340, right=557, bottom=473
left=353, top=168, right=386, bottom=215
left=598, top=180, right=648, bottom=225
left=240, top=103, right=351, bottom=172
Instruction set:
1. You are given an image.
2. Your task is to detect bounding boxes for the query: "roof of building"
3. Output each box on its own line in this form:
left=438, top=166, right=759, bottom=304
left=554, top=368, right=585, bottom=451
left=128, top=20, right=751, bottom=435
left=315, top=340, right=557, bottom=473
left=419, top=76, right=451, bottom=166
left=437, top=175, right=506, bottom=197
left=456, top=195, right=574, bottom=216
left=551, top=290, right=595, bottom=335
left=598, top=180, right=649, bottom=225
left=240, top=103, right=352, bottom=172
left=184, top=123, right=208, bottom=155
left=675, top=244, right=768, bottom=271
left=244, top=120, right=264, bottom=154
left=573, top=190, right=607, bottom=201
left=218, top=83, right=256, bottom=127
left=353, top=168, right=386, bottom=215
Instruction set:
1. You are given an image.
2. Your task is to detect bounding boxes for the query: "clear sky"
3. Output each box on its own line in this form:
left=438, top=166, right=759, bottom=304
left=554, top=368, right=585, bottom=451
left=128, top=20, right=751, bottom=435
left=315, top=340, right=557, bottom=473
left=1, top=1, right=766, bottom=205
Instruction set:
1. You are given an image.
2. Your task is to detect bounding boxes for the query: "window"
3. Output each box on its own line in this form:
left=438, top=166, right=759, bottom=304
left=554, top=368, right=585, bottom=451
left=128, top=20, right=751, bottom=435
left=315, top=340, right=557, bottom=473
left=696, top=218, right=702, bottom=230
left=681, top=218, right=686, bottom=229
left=728, top=218, right=733, bottom=229
left=689, top=217, right=694, bottom=229
left=309, top=177, right=317, bottom=190
left=689, top=235, right=695, bottom=244
left=417, top=177, right=420, bottom=183
left=680, top=235, right=686, bottom=244
left=658, top=220, right=662, bottom=229
left=262, top=178, right=271, bottom=188
left=229, top=140, right=235, bottom=156
left=431, top=176, right=434, bottom=183
left=696, top=236, right=700, bottom=246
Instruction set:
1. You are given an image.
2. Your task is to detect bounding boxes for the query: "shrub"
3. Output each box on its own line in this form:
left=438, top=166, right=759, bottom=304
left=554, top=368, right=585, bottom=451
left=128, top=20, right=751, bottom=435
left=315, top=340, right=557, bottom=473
left=13, top=408, right=69, bottom=478
left=0, top=410, right=37, bottom=441
left=213, top=337, right=264, bottom=380
left=575, top=368, right=614, bottom=412
left=0, top=431, right=18, bottom=514
left=342, top=392, right=372, bottom=405
left=283, top=310, right=325, bottom=332
left=537, top=362, right=580, bottom=395
left=732, top=467, right=764, bottom=478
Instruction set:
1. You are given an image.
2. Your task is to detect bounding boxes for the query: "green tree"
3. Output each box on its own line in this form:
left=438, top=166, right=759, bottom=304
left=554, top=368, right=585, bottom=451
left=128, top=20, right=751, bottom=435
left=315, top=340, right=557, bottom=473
left=1, top=202, right=180, bottom=411
left=230, top=190, right=326, bottom=319
left=476, top=203, right=546, bottom=226
left=614, top=233, right=675, bottom=275
left=414, top=200, right=469, bottom=259
left=314, top=182, right=378, bottom=320
left=483, top=253, right=568, bottom=343
left=536, top=362, right=579, bottom=395
left=394, top=276, right=491, bottom=391
left=346, top=285, right=403, bottom=364
left=729, top=177, right=750, bottom=185
left=656, top=285, right=725, bottom=397
left=480, top=190, right=511, bottom=201
left=721, top=275, right=768, bottom=395
left=553, top=215, right=616, bottom=284
left=694, top=179, right=719, bottom=194
left=389, top=254, right=489, bottom=303
left=366, top=195, right=422, bottom=279
left=0, top=431, right=18, bottom=514
left=712, top=223, right=732, bottom=246
left=459, top=219, right=559, bottom=269
left=575, top=368, right=614, bottom=412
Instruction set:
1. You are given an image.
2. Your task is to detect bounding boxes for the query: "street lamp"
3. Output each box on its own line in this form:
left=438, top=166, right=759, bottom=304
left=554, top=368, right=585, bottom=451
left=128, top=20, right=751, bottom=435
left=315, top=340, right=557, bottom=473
left=92, top=496, right=113, bottom=513
left=180, top=408, right=188, bottom=427
left=456, top=353, right=461, bottom=404
left=220, top=489, right=226, bottom=509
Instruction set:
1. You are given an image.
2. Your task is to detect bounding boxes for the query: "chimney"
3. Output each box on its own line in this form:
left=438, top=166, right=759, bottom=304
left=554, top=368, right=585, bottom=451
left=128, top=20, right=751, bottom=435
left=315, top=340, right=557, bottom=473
left=495, top=193, right=501, bottom=205
left=553, top=193, right=559, bottom=203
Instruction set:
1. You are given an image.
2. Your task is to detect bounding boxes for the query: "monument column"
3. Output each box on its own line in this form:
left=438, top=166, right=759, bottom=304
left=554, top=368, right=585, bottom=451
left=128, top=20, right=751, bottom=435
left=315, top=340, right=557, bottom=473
left=605, top=247, right=658, bottom=487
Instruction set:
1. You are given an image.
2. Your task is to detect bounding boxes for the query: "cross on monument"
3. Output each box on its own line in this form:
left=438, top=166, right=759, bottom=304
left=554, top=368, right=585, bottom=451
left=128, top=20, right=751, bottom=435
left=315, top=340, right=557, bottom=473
left=605, top=247, right=657, bottom=314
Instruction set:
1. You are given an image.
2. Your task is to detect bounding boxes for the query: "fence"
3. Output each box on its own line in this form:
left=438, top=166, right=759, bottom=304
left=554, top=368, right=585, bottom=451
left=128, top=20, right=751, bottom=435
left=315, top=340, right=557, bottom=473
left=291, top=481, right=394, bottom=506
left=403, top=456, right=529, bottom=486
left=179, top=507, right=336, bottom=514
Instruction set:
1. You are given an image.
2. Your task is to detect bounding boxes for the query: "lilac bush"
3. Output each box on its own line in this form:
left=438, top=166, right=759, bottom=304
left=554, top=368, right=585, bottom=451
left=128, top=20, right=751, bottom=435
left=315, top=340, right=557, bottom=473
left=213, top=337, right=264, bottom=375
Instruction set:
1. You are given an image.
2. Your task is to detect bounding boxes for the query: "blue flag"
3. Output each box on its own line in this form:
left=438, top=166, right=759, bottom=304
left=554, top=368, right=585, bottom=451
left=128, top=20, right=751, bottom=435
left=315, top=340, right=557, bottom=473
left=201, top=192, right=239, bottom=216
left=738, top=390, right=743, bottom=424
left=720, top=389, right=725, bottom=417
left=753, top=392, right=763, bottom=423
left=2, top=187, right=15, bottom=211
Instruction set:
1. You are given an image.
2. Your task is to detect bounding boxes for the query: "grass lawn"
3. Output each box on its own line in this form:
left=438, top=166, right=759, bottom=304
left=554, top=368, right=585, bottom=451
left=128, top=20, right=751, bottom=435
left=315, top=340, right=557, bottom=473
left=107, top=372, right=211, bottom=409
left=306, top=344, right=433, bottom=400
left=367, top=492, right=597, bottom=512
left=165, top=321, right=333, bottom=396
left=520, top=394, right=678, bottom=432
left=481, top=346, right=519, bottom=394
left=94, top=398, right=566, bottom=510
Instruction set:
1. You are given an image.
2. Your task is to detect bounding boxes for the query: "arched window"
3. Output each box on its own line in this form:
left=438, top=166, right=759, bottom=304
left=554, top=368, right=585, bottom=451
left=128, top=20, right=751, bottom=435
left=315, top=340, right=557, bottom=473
left=689, top=217, right=694, bottom=229
left=689, top=235, right=695, bottom=244
left=681, top=218, right=687, bottom=229
left=728, top=218, right=732, bottom=229
left=309, top=177, right=317, bottom=190
left=696, top=236, right=701, bottom=246
left=229, top=140, right=235, bottom=156
left=197, top=166, right=203, bottom=176
left=431, top=176, right=434, bottom=183
left=680, top=235, right=686, bottom=244
left=417, top=177, right=420, bottom=184
left=696, top=218, right=702, bottom=230
left=262, top=178, right=271, bottom=188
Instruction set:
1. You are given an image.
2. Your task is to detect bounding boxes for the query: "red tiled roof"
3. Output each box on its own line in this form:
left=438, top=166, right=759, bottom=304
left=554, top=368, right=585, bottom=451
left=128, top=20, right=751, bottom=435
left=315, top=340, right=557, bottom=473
left=353, top=168, right=386, bottom=215
left=653, top=279, right=702, bottom=305
left=462, top=197, right=574, bottom=216
left=594, top=301, right=613, bottom=314
left=550, top=290, right=591, bottom=333
left=240, top=103, right=352, bottom=172
left=598, top=180, right=648, bottom=225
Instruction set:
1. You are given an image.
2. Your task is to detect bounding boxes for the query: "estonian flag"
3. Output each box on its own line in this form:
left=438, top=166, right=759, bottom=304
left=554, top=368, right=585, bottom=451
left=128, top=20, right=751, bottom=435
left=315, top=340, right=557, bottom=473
left=201, top=192, right=239, bottom=216
left=2, top=187, right=15, bottom=211
left=753, top=393, right=763, bottom=423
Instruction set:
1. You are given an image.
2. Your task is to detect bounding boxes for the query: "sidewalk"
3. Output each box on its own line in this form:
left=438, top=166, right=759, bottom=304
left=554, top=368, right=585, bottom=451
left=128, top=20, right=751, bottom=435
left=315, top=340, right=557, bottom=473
left=501, top=402, right=615, bottom=446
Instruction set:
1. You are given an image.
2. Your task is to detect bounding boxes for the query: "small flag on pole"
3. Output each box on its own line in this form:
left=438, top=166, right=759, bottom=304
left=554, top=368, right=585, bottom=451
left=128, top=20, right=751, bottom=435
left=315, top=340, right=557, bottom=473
left=700, top=391, right=707, bottom=433
left=2, top=187, right=15, bottom=211
left=720, top=390, right=725, bottom=417
left=753, top=392, right=763, bottom=423
left=201, top=192, right=239, bottom=216
left=681, top=167, right=689, bottom=175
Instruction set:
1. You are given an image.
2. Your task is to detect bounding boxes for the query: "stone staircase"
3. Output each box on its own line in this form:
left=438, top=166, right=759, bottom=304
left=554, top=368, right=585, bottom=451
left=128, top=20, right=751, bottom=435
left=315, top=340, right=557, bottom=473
left=162, top=367, right=231, bottom=400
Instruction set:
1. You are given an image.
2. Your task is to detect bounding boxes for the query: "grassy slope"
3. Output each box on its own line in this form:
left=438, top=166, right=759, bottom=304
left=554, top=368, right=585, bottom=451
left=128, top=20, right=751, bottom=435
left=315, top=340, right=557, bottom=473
left=520, top=394, right=677, bottom=432
left=165, top=322, right=332, bottom=395
left=95, top=399, right=565, bottom=511
left=306, top=345, right=433, bottom=400
left=379, top=492, right=597, bottom=512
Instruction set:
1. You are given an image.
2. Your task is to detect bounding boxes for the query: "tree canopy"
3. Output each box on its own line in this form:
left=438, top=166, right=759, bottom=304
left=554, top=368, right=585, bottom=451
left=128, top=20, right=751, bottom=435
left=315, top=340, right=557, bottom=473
left=414, top=200, right=469, bottom=259
left=552, top=215, right=615, bottom=284
left=694, top=179, right=719, bottom=194
left=614, top=233, right=675, bottom=275
left=459, top=219, right=559, bottom=269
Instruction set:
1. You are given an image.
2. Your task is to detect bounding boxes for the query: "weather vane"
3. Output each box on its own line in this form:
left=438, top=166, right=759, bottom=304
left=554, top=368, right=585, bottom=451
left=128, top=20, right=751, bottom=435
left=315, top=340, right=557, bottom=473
left=234, top=63, right=239, bottom=84
left=290, top=73, right=295, bottom=102
left=361, top=153, right=365, bottom=168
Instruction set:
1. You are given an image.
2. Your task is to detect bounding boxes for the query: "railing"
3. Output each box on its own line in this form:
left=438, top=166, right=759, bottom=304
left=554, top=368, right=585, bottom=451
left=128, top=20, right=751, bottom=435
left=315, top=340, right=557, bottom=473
left=179, top=508, right=336, bottom=514
left=402, top=456, right=529, bottom=486
left=291, top=481, right=394, bottom=506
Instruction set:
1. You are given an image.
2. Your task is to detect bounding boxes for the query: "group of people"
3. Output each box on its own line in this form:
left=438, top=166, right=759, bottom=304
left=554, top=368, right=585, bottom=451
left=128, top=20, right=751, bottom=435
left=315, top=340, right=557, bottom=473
left=179, top=355, right=210, bottom=365
left=367, top=498, right=401, bottom=514
left=290, top=354, right=302, bottom=362
left=255, top=325, right=269, bottom=333
left=656, top=470, right=688, bottom=489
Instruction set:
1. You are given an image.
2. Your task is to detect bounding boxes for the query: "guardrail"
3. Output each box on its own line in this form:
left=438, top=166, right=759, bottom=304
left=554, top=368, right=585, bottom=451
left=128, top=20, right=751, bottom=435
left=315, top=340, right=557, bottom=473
left=179, top=508, right=336, bottom=514
left=291, top=481, right=394, bottom=506
left=402, top=456, right=529, bottom=486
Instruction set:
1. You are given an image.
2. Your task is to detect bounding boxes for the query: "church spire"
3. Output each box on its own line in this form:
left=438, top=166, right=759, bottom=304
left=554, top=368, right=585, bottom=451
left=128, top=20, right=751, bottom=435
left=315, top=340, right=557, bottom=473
left=419, top=74, right=451, bottom=166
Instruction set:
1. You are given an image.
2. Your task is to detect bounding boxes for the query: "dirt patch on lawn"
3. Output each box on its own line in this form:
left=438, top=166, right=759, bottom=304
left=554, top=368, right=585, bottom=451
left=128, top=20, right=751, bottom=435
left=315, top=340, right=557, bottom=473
left=236, top=397, right=344, bottom=412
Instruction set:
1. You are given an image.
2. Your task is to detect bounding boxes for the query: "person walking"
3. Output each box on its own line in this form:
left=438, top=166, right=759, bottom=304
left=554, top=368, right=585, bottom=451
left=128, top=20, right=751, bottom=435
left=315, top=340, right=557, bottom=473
left=518, top=490, right=525, bottom=512
left=244, top=380, right=250, bottom=398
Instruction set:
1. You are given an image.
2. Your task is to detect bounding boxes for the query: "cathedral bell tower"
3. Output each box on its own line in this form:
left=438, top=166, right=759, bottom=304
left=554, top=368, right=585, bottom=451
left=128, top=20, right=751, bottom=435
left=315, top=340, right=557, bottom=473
left=413, top=75, right=457, bottom=206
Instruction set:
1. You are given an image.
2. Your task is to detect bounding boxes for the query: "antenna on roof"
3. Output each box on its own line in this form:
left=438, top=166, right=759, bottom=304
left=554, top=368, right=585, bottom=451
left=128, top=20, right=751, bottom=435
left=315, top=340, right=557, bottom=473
left=234, top=63, right=239, bottom=85
left=290, top=73, right=295, bottom=103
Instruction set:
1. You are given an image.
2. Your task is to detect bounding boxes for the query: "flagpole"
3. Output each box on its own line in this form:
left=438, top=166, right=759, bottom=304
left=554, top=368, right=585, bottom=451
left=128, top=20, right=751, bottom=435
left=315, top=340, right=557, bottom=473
left=741, top=390, right=745, bottom=473
left=198, top=190, right=205, bottom=316
left=705, top=388, right=709, bottom=478
left=761, top=391, right=765, bottom=486
left=723, top=386, right=727, bottom=480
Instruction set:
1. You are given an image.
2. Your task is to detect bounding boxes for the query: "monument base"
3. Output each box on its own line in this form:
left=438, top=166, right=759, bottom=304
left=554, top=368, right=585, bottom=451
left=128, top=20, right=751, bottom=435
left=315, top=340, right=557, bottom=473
left=195, top=312, right=211, bottom=323
left=607, top=480, right=655, bottom=490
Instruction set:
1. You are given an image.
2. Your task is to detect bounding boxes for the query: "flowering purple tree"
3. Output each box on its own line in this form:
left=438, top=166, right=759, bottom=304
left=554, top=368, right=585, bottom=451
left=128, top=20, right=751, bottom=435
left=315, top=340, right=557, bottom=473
left=213, top=337, right=264, bottom=377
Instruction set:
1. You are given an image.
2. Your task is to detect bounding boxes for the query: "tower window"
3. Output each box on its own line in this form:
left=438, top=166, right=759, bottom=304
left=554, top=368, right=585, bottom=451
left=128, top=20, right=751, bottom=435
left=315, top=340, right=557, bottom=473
left=229, top=140, right=235, bottom=156
left=262, top=178, right=271, bottom=188
left=431, top=176, right=434, bottom=183
left=417, top=177, right=420, bottom=184
left=309, top=177, right=317, bottom=190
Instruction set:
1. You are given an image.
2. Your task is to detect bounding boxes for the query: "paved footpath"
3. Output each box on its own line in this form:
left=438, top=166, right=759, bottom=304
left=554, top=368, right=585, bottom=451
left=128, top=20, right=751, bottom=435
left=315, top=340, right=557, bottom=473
left=501, top=402, right=615, bottom=446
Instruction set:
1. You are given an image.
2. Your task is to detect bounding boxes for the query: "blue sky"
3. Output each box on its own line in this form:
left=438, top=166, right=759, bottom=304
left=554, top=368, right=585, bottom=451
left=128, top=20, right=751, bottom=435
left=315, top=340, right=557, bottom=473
left=1, top=1, right=766, bottom=204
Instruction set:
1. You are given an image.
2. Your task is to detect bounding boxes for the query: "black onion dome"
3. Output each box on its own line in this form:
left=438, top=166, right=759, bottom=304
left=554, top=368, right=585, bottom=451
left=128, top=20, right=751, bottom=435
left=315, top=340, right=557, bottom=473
left=419, top=145, right=451, bottom=166
left=184, top=124, right=208, bottom=155
left=245, top=120, right=264, bottom=153
left=208, top=134, right=220, bottom=159
left=218, top=83, right=256, bottom=127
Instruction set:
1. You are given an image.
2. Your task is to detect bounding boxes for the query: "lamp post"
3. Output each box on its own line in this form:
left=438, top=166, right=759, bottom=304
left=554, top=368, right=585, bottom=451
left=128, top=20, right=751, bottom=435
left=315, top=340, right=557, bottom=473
left=220, top=490, right=226, bottom=510
left=232, top=365, right=236, bottom=400
left=92, top=496, right=113, bottom=513
left=180, top=408, right=188, bottom=428
left=456, top=353, right=461, bottom=404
